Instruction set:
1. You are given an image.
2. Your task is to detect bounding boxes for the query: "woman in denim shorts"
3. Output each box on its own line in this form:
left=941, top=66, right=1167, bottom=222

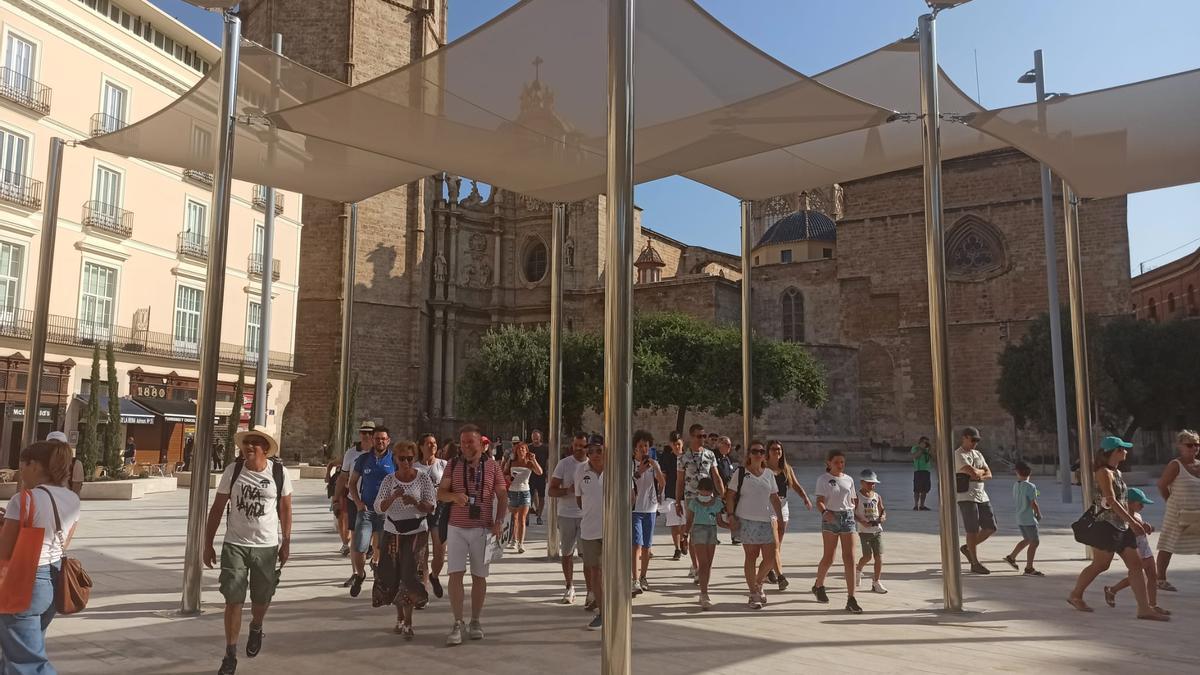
left=503, top=442, right=542, bottom=554
left=813, top=450, right=863, bottom=614
left=725, top=441, right=785, bottom=610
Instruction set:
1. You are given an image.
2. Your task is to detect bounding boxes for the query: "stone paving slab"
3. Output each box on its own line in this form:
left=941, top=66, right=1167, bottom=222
left=42, top=465, right=1198, bottom=674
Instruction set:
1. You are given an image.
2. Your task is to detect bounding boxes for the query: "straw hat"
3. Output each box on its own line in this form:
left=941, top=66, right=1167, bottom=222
left=234, top=426, right=280, bottom=457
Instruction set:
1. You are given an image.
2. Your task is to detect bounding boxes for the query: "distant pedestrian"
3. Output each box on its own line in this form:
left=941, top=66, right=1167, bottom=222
left=765, top=440, right=812, bottom=591
left=123, top=436, right=137, bottom=466
left=347, top=427, right=396, bottom=597
left=1004, top=461, right=1044, bottom=576
left=955, top=427, right=996, bottom=574
left=1104, top=487, right=1168, bottom=615
left=854, top=469, right=887, bottom=593
left=548, top=432, right=589, bottom=605
left=686, top=477, right=724, bottom=610
left=659, top=431, right=687, bottom=558
left=812, top=449, right=862, bottom=614
left=528, top=430, right=550, bottom=525
left=1154, top=429, right=1200, bottom=592
left=575, top=435, right=606, bottom=631
left=632, top=430, right=664, bottom=593
left=911, top=436, right=933, bottom=510
left=502, top=442, right=542, bottom=554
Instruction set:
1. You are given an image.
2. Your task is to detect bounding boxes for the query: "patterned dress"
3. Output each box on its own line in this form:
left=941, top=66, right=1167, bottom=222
left=1158, top=460, right=1200, bottom=555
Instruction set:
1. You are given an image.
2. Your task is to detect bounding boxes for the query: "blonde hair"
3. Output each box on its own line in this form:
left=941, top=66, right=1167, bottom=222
left=1178, top=429, right=1199, bottom=445
left=392, top=441, right=418, bottom=458
left=21, top=441, right=73, bottom=486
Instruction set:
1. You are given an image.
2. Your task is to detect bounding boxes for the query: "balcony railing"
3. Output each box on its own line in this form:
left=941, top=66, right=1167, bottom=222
left=248, top=253, right=281, bottom=281
left=0, top=172, right=43, bottom=210
left=0, top=307, right=295, bottom=373
left=182, top=169, right=213, bottom=186
left=90, top=112, right=126, bottom=137
left=0, top=67, right=52, bottom=116
left=177, top=232, right=208, bottom=260
left=252, top=185, right=284, bottom=215
left=82, top=200, right=133, bottom=238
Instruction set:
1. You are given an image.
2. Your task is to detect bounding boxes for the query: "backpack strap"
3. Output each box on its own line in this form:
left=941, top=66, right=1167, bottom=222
left=272, top=458, right=285, bottom=518
left=731, top=466, right=747, bottom=511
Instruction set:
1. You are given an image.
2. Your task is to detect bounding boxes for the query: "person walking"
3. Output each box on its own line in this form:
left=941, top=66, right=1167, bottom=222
left=1004, top=461, right=1044, bottom=577
left=373, top=441, right=437, bottom=639
left=415, top=433, right=448, bottom=599
left=503, top=442, right=542, bottom=554
left=955, top=427, right=996, bottom=574
left=812, top=449, right=863, bottom=614
left=347, top=426, right=396, bottom=598
left=436, top=424, right=507, bottom=646
left=334, top=422, right=375, bottom=577
left=659, top=431, right=687, bottom=557
left=203, top=427, right=294, bottom=674
left=765, top=440, right=812, bottom=590
left=528, top=430, right=550, bottom=525
left=548, top=432, right=589, bottom=605
left=1104, top=487, right=1168, bottom=614
left=632, top=430, right=664, bottom=593
left=676, top=424, right=725, bottom=580
left=1154, top=429, right=1200, bottom=592
left=687, top=477, right=725, bottom=609
left=0, top=440, right=81, bottom=675
left=325, top=457, right=350, bottom=555
left=575, top=436, right=607, bottom=631
left=725, top=440, right=784, bottom=610
left=911, top=436, right=933, bottom=510
left=1067, top=437, right=1167, bottom=621
left=854, top=469, right=887, bottom=593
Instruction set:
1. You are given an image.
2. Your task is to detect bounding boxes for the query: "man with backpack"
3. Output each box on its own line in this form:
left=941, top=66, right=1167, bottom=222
left=204, top=426, right=293, bottom=675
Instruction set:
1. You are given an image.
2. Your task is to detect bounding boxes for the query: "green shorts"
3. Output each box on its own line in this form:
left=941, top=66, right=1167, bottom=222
left=858, top=532, right=883, bottom=557
left=219, top=543, right=280, bottom=605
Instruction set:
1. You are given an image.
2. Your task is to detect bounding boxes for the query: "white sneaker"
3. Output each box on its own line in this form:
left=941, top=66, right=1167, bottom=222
left=445, top=620, right=464, bottom=646
left=872, top=580, right=889, bottom=594
left=561, top=586, right=576, bottom=604
left=748, top=595, right=763, bottom=610
left=688, top=566, right=697, bottom=579
left=699, top=593, right=713, bottom=610
left=638, top=577, right=650, bottom=592
left=585, top=591, right=596, bottom=610
left=855, top=569, right=862, bottom=589
left=758, top=588, right=768, bottom=606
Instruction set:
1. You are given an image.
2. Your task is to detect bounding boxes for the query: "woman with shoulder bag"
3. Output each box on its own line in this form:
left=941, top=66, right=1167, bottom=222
left=0, top=440, right=83, bottom=673
left=724, top=441, right=784, bottom=610
left=1067, top=437, right=1169, bottom=620
left=373, top=441, right=437, bottom=639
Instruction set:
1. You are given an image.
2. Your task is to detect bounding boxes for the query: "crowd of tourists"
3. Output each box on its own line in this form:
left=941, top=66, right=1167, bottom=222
left=2, top=422, right=1198, bottom=673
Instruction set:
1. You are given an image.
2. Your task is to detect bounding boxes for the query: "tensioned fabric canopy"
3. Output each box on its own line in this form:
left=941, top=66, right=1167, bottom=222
left=84, top=46, right=436, bottom=203
left=268, top=0, right=894, bottom=203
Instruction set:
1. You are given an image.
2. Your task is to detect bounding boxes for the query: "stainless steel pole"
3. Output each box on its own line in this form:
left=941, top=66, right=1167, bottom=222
left=21, top=137, right=65, bottom=451
left=918, top=12, right=963, bottom=612
left=546, top=202, right=565, bottom=559
left=739, top=200, right=753, bottom=452
left=1062, top=183, right=1095, bottom=505
left=333, top=204, right=358, bottom=457
left=1032, top=50, right=1072, bottom=503
left=253, top=32, right=282, bottom=429
left=181, top=12, right=240, bottom=616
left=602, top=0, right=634, bottom=671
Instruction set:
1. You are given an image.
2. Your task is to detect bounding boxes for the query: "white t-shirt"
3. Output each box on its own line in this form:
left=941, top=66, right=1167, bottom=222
left=733, top=467, right=778, bottom=522
left=552, top=455, right=588, bottom=519
left=816, top=472, right=856, bottom=512
left=508, top=465, right=533, bottom=492
left=4, top=486, right=82, bottom=566
left=855, top=489, right=883, bottom=534
left=216, top=461, right=294, bottom=547
left=955, top=447, right=991, bottom=503
left=341, top=443, right=367, bottom=473
left=376, top=472, right=436, bottom=535
left=575, top=465, right=605, bottom=540
left=633, top=460, right=661, bottom=514
left=415, top=458, right=448, bottom=486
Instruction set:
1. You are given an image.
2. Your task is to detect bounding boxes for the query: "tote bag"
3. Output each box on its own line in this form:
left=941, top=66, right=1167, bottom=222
left=0, top=490, right=44, bottom=614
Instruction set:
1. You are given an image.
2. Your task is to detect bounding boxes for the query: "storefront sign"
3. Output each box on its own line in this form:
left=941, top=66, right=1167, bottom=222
left=135, top=385, right=168, bottom=399
left=10, top=404, right=54, bottom=420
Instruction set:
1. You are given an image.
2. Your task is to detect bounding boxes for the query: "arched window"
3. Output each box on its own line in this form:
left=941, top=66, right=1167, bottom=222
left=1148, top=297, right=1157, bottom=321
left=781, top=287, right=804, bottom=342
left=1167, top=292, right=1176, bottom=313
left=523, top=238, right=548, bottom=283
left=946, top=215, right=1007, bottom=280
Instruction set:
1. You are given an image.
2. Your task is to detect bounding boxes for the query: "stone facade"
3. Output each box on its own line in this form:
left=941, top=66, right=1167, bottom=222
left=1131, top=246, right=1199, bottom=321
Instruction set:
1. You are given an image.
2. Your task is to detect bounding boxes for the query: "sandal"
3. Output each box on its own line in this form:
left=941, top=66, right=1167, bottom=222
left=1157, top=579, right=1178, bottom=592
left=1102, top=586, right=1116, bottom=607
left=1137, top=611, right=1170, bottom=622
left=1152, top=605, right=1171, bottom=616
left=1023, top=567, right=1045, bottom=577
left=1067, top=596, right=1093, bottom=612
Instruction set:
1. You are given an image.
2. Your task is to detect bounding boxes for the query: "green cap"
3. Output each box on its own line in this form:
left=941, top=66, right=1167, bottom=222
left=1100, top=436, right=1133, bottom=451
left=1126, top=487, right=1154, bottom=505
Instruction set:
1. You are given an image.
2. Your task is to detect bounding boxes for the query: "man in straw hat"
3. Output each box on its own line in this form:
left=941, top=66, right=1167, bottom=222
left=204, top=426, right=293, bottom=675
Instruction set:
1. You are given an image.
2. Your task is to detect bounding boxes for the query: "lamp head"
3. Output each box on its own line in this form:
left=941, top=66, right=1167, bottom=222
left=1017, top=69, right=1037, bottom=84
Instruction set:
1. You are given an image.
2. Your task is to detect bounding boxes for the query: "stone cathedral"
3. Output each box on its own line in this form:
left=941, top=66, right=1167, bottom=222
left=240, top=0, right=1130, bottom=461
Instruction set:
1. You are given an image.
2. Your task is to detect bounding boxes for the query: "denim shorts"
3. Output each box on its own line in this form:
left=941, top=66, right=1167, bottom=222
left=1018, top=524, right=1040, bottom=543
left=508, top=490, right=531, bottom=508
left=821, top=510, right=856, bottom=534
left=690, top=523, right=718, bottom=546
left=738, top=518, right=775, bottom=545
left=354, top=511, right=385, bottom=552
left=632, top=511, right=656, bottom=548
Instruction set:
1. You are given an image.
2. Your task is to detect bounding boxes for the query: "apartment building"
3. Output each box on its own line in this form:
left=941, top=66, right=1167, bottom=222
left=0, top=0, right=302, bottom=467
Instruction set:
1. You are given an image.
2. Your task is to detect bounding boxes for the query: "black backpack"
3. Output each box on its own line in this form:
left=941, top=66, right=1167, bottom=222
left=229, top=457, right=285, bottom=517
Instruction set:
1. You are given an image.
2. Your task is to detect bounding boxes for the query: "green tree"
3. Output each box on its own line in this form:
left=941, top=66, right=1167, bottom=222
left=104, top=341, right=123, bottom=474
left=226, top=365, right=246, bottom=465
left=457, top=325, right=550, bottom=429
left=78, top=344, right=101, bottom=478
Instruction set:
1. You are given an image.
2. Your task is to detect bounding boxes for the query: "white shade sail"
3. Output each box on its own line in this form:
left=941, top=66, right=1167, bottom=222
left=268, top=0, right=892, bottom=203
left=84, top=45, right=436, bottom=203
left=967, top=69, right=1200, bottom=199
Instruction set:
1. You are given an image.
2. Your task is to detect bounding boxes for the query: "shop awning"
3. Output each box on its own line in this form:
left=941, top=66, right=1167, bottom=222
left=133, top=397, right=198, bottom=423
left=73, top=395, right=156, bottom=425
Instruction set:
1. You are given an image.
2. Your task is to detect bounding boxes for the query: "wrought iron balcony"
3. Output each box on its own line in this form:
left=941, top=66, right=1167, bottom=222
left=0, top=172, right=43, bottom=210
left=182, top=168, right=213, bottom=186
left=0, top=67, right=51, bottom=116
left=247, top=253, right=281, bottom=281
left=82, top=200, right=133, bottom=238
left=252, top=185, right=284, bottom=215
left=177, top=232, right=208, bottom=260
left=90, top=112, right=126, bottom=137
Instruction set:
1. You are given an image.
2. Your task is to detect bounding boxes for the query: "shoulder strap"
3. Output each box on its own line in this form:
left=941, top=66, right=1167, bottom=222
left=272, top=458, right=285, bottom=517
left=737, top=467, right=747, bottom=494
left=35, top=486, right=67, bottom=550
left=230, top=457, right=245, bottom=484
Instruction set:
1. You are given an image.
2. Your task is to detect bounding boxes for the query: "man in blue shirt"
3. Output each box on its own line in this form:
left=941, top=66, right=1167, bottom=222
left=347, top=426, right=395, bottom=597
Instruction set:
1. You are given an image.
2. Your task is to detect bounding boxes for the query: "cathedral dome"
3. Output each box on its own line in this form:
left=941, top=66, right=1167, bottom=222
left=756, top=210, right=837, bottom=248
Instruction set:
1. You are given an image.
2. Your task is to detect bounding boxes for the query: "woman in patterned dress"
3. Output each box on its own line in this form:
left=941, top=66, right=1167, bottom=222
left=373, top=441, right=437, bottom=638
left=1155, top=430, right=1200, bottom=592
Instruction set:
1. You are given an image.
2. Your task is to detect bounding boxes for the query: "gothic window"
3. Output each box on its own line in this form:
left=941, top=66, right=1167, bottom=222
left=523, top=238, right=548, bottom=283
left=781, top=287, right=804, bottom=342
left=946, top=215, right=1007, bottom=280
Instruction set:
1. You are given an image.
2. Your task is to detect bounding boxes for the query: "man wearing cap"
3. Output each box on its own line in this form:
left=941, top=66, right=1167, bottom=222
left=528, top=430, right=549, bottom=525
left=204, top=427, right=293, bottom=675
left=46, top=431, right=84, bottom=494
left=334, top=421, right=374, bottom=570
left=347, top=426, right=396, bottom=598
left=955, top=426, right=995, bottom=574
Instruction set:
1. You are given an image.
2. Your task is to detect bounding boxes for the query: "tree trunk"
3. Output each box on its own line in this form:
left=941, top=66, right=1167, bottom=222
left=675, top=405, right=687, bottom=435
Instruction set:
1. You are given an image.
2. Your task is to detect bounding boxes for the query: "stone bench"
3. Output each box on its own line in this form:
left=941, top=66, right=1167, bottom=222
left=174, top=471, right=222, bottom=489
left=0, top=476, right=176, bottom=500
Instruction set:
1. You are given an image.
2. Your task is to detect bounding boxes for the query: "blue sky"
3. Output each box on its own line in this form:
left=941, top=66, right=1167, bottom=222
left=153, top=0, right=1198, bottom=274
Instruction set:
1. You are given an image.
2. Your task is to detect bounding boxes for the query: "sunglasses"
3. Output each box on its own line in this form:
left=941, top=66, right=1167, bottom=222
left=749, top=448, right=766, bottom=455
left=395, top=456, right=415, bottom=463
left=1186, top=442, right=1200, bottom=449
left=692, top=433, right=705, bottom=438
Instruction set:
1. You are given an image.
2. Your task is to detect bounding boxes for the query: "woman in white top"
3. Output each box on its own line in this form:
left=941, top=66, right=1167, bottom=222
left=503, top=442, right=542, bottom=554
left=813, top=449, right=862, bottom=614
left=0, top=441, right=82, bottom=673
left=765, top=441, right=813, bottom=592
left=1155, top=429, right=1200, bottom=592
left=374, top=441, right=437, bottom=639
left=415, top=433, right=449, bottom=599
left=724, top=441, right=784, bottom=610
left=631, top=430, right=664, bottom=594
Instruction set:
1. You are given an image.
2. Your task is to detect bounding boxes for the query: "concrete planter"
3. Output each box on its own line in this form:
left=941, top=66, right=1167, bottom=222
left=0, top=476, right=176, bottom=501
left=174, top=471, right=222, bottom=489
left=297, top=464, right=329, bottom=479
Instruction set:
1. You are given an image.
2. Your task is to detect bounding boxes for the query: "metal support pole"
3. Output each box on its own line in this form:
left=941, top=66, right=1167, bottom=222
left=601, top=0, right=634, bottom=672
left=333, top=204, right=358, bottom=457
left=253, top=32, right=282, bottom=429
left=1062, top=183, right=1094, bottom=505
left=181, top=12, right=240, bottom=616
left=739, top=200, right=753, bottom=452
left=21, top=137, right=65, bottom=451
left=546, top=202, right=565, bottom=559
left=918, top=12, right=963, bottom=613
left=1031, top=50, right=1072, bottom=502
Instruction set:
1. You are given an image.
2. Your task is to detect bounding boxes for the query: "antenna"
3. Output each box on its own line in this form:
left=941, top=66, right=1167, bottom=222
left=973, top=49, right=982, bottom=104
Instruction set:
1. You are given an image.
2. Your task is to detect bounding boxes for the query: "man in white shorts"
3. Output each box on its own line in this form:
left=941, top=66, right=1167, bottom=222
left=548, top=431, right=589, bottom=604
left=659, top=431, right=687, bottom=560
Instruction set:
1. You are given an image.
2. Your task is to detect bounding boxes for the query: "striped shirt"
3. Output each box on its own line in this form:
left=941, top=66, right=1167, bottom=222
left=446, top=457, right=505, bottom=529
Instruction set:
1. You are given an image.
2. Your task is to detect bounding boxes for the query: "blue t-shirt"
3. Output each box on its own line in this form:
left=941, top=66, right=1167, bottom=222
left=1013, top=480, right=1039, bottom=526
left=688, top=497, right=725, bottom=526
left=354, top=451, right=396, bottom=512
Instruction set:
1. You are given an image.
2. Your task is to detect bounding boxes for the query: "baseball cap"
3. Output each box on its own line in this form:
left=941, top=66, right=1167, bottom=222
left=1100, top=436, right=1133, bottom=451
left=587, top=433, right=605, bottom=447
left=960, top=427, right=982, bottom=441
left=46, top=431, right=69, bottom=443
left=358, top=420, right=376, bottom=433
left=859, top=469, right=881, bottom=484
left=1125, top=487, right=1154, bottom=505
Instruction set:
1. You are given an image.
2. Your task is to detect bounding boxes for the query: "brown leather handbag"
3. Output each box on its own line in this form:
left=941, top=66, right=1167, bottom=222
left=37, top=487, right=93, bottom=614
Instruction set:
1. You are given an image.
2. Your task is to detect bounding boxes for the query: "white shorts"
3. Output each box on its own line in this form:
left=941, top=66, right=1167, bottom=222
left=447, top=525, right=490, bottom=578
left=660, top=498, right=687, bottom=528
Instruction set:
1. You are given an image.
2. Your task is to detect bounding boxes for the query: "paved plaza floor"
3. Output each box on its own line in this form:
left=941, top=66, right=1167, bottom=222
left=43, top=464, right=1198, bottom=674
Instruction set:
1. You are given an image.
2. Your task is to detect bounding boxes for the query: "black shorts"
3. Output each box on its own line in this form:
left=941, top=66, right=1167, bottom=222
left=913, top=470, right=932, bottom=494
left=957, top=501, right=997, bottom=534
left=1091, top=521, right=1138, bottom=554
left=529, top=473, right=547, bottom=499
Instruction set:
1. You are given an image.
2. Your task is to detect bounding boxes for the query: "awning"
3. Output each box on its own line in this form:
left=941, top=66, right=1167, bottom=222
left=73, top=395, right=156, bottom=425
left=134, top=397, right=198, bottom=423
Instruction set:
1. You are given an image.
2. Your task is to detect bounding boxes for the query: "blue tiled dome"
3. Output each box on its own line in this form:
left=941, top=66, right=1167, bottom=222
left=756, top=210, right=837, bottom=247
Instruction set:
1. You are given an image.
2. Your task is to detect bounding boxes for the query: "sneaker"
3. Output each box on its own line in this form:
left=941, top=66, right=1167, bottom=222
left=517, top=544, right=526, bottom=554
left=562, top=586, right=576, bottom=604
left=505, top=540, right=517, bottom=550
left=672, top=548, right=682, bottom=561
left=537, top=515, right=544, bottom=525
left=632, top=583, right=643, bottom=598
left=349, top=574, right=364, bottom=597
left=1003, top=555, right=1019, bottom=570
left=766, top=570, right=777, bottom=584
left=871, top=580, right=888, bottom=594
left=919, top=506, right=932, bottom=511
left=730, top=537, right=741, bottom=545
left=402, top=624, right=414, bottom=640
left=749, top=595, right=763, bottom=610
left=394, top=621, right=407, bottom=635
left=339, top=543, right=350, bottom=556
left=342, top=574, right=356, bottom=588
left=758, top=588, right=768, bottom=606
left=913, top=506, right=920, bottom=510
left=588, top=614, right=603, bottom=631
left=219, top=655, right=238, bottom=675
left=1024, top=568, right=1045, bottom=578
left=970, top=563, right=991, bottom=575
left=812, top=585, right=829, bottom=603
left=467, top=620, right=484, bottom=640
left=584, top=591, right=596, bottom=611
left=445, top=620, right=464, bottom=647
left=638, top=577, right=651, bottom=592
left=699, top=593, right=713, bottom=610
left=430, top=574, right=444, bottom=598
left=687, top=567, right=696, bottom=579
left=245, top=626, right=263, bottom=657
left=846, top=596, right=863, bottom=614
left=777, top=574, right=790, bottom=591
